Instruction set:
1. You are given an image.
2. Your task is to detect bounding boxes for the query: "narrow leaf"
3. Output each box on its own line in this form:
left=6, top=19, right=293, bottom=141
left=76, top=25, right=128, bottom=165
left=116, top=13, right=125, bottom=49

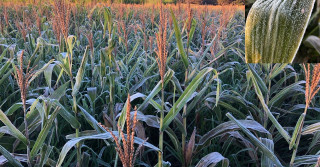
left=171, top=9, right=188, bottom=69
left=72, top=47, right=89, bottom=96
left=226, top=113, right=283, bottom=167
left=0, top=109, right=27, bottom=145
left=0, top=145, right=23, bottom=167
left=289, top=113, right=305, bottom=150
left=161, top=67, right=213, bottom=131
left=195, top=152, right=229, bottom=167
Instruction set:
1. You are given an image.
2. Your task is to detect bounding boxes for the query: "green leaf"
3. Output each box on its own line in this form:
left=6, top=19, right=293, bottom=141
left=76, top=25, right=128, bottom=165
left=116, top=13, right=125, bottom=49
left=28, top=59, right=55, bottom=85
left=0, top=58, right=12, bottom=77
left=302, top=122, right=320, bottom=135
left=269, top=64, right=288, bottom=80
left=0, top=68, right=12, bottom=86
left=293, top=155, right=320, bottom=167
left=67, top=35, right=77, bottom=54
left=4, top=103, right=22, bottom=116
left=30, top=107, right=59, bottom=160
left=129, top=75, right=157, bottom=94
left=226, top=113, right=283, bottom=167
left=245, top=0, right=316, bottom=63
left=187, top=18, right=196, bottom=50
left=218, top=101, right=246, bottom=118
left=78, top=105, right=106, bottom=133
left=165, top=127, right=182, bottom=162
left=53, top=101, right=81, bottom=129
left=261, top=138, right=275, bottom=167
left=0, top=109, right=27, bottom=145
left=195, top=152, right=229, bottom=167
left=72, top=46, right=89, bottom=97
left=161, top=67, right=213, bottom=131
left=249, top=70, right=291, bottom=143
left=171, top=9, right=188, bottom=69
left=247, top=64, right=268, bottom=96
left=198, top=120, right=270, bottom=147
left=289, top=113, right=305, bottom=150
left=186, top=70, right=218, bottom=116
left=126, top=39, right=140, bottom=64
left=56, top=132, right=159, bottom=167
left=103, top=7, right=112, bottom=38
left=304, top=35, right=320, bottom=54
left=0, top=145, right=23, bottom=167
left=269, top=81, right=304, bottom=107
left=49, top=81, right=70, bottom=100
left=44, top=63, right=56, bottom=88
left=136, top=69, right=174, bottom=111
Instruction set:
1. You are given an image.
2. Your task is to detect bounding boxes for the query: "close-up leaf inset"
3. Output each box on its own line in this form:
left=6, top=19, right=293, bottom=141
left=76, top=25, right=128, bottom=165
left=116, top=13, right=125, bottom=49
left=245, top=0, right=316, bottom=63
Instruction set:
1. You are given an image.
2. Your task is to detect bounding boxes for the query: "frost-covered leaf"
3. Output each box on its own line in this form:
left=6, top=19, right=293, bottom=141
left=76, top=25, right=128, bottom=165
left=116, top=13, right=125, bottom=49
left=304, top=35, right=320, bottom=54
left=245, top=0, right=316, bottom=63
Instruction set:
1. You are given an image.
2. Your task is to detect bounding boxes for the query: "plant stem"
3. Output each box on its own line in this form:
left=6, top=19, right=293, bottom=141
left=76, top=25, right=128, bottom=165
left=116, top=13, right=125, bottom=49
left=290, top=106, right=308, bottom=166
left=68, top=46, right=81, bottom=166
left=290, top=132, right=301, bottom=167
left=159, top=84, right=164, bottom=167
left=73, top=95, right=81, bottom=167
left=182, top=70, right=188, bottom=167
left=91, top=50, right=94, bottom=87
left=110, top=74, right=115, bottom=129
left=71, top=81, right=81, bottom=166
left=23, top=104, right=32, bottom=167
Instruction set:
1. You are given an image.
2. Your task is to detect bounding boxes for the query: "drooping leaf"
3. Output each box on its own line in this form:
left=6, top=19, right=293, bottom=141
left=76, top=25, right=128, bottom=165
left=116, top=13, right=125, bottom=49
left=56, top=132, right=159, bottom=167
left=161, top=68, right=213, bottom=131
left=72, top=47, right=89, bottom=96
left=0, top=145, right=23, bottom=167
left=302, top=122, right=320, bottom=135
left=28, top=59, right=55, bottom=85
left=226, top=113, right=283, bottom=167
left=195, top=152, right=229, bottom=167
left=198, top=120, right=270, bottom=146
left=249, top=70, right=291, bottom=143
left=171, top=9, right=188, bottom=69
left=30, top=107, right=59, bottom=160
left=304, top=35, right=320, bottom=54
left=261, top=138, right=275, bottom=167
left=289, top=113, right=305, bottom=150
left=293, top=155, right=320, bottom=167
left=0, top=109, right=27, bottom=145
left=52, top=101, right=81, bottom=129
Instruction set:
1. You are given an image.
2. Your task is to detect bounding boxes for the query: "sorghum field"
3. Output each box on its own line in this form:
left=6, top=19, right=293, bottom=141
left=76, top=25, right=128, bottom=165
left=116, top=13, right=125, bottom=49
left=0, top=0, right=319, bottom=167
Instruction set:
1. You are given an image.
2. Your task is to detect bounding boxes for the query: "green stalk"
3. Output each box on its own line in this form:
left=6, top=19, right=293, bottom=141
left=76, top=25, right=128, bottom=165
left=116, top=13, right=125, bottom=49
left=110, top=74, right=115, bottom=129
left=70, top=77, right=81, bottom=166
left=91, top=50, right=94, bottom=87
left=67, top=40, right=81, bottom=167
left=72, top=94, right=81, bottom=167
left=290, top=132, right=302, bottom=167
left=289, top=106, right=308, bottom=166
left=182, top=70, right=188, bottom=167
left=158, top=83, right=164, bottom=167
left=114, top=153, right=119, bottom=167
left=22, top=104, right=31, bottom=167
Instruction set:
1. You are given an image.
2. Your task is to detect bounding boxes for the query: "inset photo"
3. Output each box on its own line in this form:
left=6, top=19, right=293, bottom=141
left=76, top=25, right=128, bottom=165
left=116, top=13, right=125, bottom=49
left=245, top=0, right=320, bottom=63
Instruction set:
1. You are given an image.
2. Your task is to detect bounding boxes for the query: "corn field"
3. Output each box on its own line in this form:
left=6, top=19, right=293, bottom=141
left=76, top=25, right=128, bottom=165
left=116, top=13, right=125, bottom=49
left=0, top=0, right=320, bottom=167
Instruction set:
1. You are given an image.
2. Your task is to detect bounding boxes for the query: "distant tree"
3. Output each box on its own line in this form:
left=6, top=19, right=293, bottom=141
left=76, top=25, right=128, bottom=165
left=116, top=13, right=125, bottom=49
left=216, top=0, right=243, bottom=5
left=189, top=0, right=202, bottom=4
left=232, top=0, right=244, bottom=5
left=217, top=0, right=231, bottom=5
